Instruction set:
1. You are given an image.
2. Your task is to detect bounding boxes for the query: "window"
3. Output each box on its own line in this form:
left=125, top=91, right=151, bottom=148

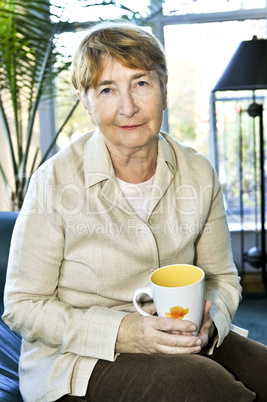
left=213, top=90, right=267, bottom=230
left=52, top=2, right=267, bottom=161
left=164, top=18, right=267, bottom=156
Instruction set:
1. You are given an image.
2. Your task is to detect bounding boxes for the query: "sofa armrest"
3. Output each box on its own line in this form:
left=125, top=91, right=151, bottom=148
left=0, top=318, right=23, bottom=401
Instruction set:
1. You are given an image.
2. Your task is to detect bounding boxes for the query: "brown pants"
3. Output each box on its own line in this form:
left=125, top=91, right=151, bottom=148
left=57, top=331, right=267, bottom=402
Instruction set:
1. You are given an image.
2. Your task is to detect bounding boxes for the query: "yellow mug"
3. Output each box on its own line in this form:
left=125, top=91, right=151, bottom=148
left=133, top=264, right=205, bottom=335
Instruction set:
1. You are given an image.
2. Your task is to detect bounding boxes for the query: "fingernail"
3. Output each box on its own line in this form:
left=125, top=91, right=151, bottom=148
left=190, top=324, right=197, bottom=331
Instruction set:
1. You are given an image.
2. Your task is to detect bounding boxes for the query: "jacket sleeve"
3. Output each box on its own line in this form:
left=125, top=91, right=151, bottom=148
left=194, top=165, right=242, bottom=351
left=2, top=173, right=128, bottom=362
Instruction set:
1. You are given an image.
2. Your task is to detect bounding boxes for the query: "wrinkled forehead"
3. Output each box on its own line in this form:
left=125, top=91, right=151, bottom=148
left=93, top=53, right=156, bottom=88
left=92, top=52, right=151, bottom=85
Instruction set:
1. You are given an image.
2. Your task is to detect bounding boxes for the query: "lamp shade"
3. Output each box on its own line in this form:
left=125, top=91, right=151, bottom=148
left=213, top=36, right=267, bottom=92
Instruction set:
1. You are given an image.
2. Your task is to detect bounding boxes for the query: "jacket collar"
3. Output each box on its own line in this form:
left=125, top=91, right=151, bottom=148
left=83, top=129, right=177, bottom=189
left=83, top=129, right=176, bottom=217
left=83, top=129, right=115, bottom=189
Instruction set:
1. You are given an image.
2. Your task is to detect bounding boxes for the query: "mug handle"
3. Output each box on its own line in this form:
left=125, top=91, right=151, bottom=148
left=133, top=287, right=153, bottom=316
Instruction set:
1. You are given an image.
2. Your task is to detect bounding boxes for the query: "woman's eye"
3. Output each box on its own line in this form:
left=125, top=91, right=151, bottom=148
left=137, top=81, right=148, bottom=87
left=100, top=88, right=111, bottom=94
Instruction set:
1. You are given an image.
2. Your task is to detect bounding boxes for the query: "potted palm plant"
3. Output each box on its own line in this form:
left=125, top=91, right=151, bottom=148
left=0, top=0, right=79, bottom=210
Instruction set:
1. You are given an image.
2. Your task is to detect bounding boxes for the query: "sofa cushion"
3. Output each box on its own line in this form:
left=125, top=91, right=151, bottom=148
left=0, top=211, right=22, bottom=401
left=0, top=211, right=19, bottom=307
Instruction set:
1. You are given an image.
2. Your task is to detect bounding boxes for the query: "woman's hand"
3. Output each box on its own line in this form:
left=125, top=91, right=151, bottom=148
left=196, top=300, right=215, bottom=348
left=116, top=300, right=215, bottom=355
left=116, top=311, right=202, bottom=355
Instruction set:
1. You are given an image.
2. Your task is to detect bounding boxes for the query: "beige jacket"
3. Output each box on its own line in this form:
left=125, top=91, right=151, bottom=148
left=3, top=130, right=241, bottom=402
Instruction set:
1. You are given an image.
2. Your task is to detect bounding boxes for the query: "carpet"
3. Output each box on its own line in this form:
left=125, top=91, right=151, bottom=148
left=232, top=293, right=267, bottom=346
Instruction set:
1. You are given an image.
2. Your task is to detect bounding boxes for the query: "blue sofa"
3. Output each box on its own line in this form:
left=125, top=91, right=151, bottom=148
left=0, top=211, right=23, bottom=401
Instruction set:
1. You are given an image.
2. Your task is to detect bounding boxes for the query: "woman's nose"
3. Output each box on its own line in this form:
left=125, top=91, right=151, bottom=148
left=118, top=91, right=139, bottom=117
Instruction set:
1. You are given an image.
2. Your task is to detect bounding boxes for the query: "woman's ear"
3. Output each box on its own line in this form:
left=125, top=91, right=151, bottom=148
left=162, top=78, right=168, bottom=111
left=76, top=90, right=89, bottom=111
left=163, top=87, right=168, bottom=111
left=76, top=90, right=96, bottom=125
left=163, top=89, right=167, bottom=111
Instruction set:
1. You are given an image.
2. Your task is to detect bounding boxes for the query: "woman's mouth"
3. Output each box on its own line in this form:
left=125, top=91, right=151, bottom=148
left=119, top=123, right=145, bottom=130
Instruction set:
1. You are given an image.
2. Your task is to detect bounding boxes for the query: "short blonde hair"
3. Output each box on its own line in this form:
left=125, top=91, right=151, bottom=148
left=70, top=20, right=168, bottom=96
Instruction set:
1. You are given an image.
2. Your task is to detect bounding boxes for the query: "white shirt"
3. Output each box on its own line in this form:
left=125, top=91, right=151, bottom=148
left=117, top=174, right=155, bottom=222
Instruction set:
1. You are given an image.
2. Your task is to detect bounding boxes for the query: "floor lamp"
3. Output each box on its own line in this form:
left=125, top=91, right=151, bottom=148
left=212, top=36, right=267, bottom=291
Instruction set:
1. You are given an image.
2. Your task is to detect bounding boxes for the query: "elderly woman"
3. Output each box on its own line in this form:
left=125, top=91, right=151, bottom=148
left=3, top=21, right=267, bottom=402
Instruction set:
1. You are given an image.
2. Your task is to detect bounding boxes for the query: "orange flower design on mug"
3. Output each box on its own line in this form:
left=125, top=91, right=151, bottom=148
left=165, top=306, right=189, bottom=319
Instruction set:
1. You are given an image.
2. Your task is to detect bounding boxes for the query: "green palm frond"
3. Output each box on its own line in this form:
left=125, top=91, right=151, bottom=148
left=0, top=0, right=72, bottom=209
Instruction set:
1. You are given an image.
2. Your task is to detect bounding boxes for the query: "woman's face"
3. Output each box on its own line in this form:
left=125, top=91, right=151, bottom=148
left=81, top=55, right=167, bottom=153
